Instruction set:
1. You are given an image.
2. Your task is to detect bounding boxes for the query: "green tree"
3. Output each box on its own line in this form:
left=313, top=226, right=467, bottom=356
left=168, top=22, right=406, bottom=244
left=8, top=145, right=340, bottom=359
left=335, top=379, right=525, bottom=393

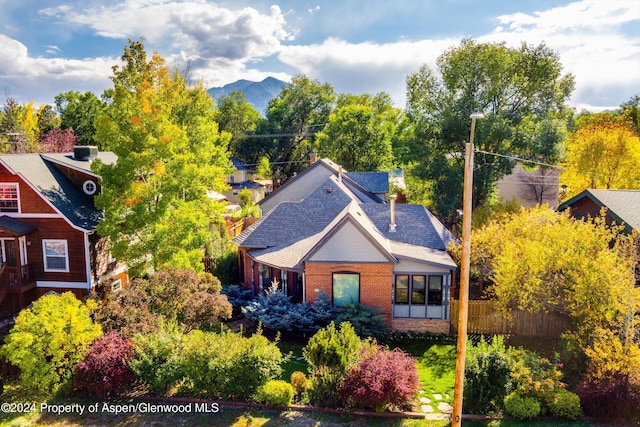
left=55, top=90, right=106, bottom=147
left=404, top=39, right=574, bottom=225
left=0, top=97, right=29, bottom=153
left=36, top=104, right=60, bottom=139
left=560, top=113, right=640, bottom=198
left=92, top=39, right=231, bottom=275
left=316, top=92, right=400, bottom=171
left=214, top=90, right=262, bottom=159
left=0, top=292, right=102, bottom=393
left=260, top=75, right=335, bottom=184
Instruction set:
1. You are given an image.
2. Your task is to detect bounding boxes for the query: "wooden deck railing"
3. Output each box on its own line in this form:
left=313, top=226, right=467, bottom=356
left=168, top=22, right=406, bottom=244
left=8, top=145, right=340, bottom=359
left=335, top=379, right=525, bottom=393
left=0, top=263, right=35, bottom=287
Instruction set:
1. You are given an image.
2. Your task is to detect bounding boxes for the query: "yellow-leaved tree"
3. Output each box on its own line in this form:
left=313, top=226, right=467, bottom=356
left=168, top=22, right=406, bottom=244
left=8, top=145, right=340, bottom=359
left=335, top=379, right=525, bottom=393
left=561, top=113, right=640, bottom=198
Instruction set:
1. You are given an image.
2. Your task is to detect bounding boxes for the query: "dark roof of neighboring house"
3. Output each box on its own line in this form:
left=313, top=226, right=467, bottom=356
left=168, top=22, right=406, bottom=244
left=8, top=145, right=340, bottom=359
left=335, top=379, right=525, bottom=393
left=558, top=189, right=640, bottom=232
left=0, top=152, right=114, bottom=231
left=230, top=181, right=264, bottom=190
left=230, top=157, right=252, bottom=171
left=344, top=172, right=389, bottom=194
left=0, top=215, right=38, bottom=236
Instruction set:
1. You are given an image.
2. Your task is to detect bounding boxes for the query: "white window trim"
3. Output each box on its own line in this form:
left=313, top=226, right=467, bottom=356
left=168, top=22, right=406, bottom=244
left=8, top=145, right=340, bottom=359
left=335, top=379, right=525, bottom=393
left=82, top=180, right=97, bottom=195
left=0, top=182, right=20, bottom=213
left=42, top=239, right=70, bottom=273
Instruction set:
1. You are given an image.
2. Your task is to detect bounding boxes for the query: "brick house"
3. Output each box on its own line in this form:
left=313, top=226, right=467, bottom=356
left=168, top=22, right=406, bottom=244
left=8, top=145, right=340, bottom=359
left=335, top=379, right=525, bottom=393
left=0, top=147, right=127, bottom=312
left=234, top=159, right=458, bottom=333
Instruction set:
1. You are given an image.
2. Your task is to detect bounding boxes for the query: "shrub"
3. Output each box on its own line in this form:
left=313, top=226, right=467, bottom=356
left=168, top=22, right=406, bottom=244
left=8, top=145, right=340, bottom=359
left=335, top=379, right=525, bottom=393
left=212, top=249, right=240, bottom=285
left=548, top=388, right=582, bottom=419
left=94, top=267, right=232, bottom=336
left=129, top=322, right=185, bottom=396
left=576, top=374, right=640, bottom=421
left=221, top=284, right=254, bottom=316
left=254, top=380, right=294, bottom=406
left=0, top=292, right=102, bottom=393
left=504, top=392, right=541, bottom=420
left=179, top=328, right=284, bottom=400
left=243, top=284, right=333, bottom=332
left=290, top=371, right=308, bottom=401
left=340, top=347, right=419, bottom=411
left=303, top=322, right=364, bottom=407
left=335, top=303, right=387, bottom=338
left=74, top=331, right=134, bottom=398
left=463, top=335, right=511, bottom=414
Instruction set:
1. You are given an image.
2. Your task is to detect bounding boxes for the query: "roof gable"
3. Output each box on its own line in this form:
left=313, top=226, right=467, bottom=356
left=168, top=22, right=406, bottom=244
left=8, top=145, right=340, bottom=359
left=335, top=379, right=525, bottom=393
left=558, top=189, right=640, bottom=232
left=0, top=153, right=108, bottom=231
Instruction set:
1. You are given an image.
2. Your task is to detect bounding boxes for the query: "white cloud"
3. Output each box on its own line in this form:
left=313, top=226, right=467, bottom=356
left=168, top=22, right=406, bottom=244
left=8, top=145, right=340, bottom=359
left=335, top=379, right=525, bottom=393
left=0, top=34, right=115, bottom=105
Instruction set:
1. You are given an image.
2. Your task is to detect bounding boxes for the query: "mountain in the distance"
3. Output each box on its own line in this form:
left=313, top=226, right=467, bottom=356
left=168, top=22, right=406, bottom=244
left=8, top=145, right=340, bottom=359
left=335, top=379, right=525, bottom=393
left=207, top=77, right=288, bottom=114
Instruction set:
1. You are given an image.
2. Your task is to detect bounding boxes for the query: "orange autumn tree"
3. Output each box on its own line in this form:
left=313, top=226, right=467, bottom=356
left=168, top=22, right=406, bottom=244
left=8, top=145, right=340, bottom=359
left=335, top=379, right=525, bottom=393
left=561, top=113, right=640, bottom=199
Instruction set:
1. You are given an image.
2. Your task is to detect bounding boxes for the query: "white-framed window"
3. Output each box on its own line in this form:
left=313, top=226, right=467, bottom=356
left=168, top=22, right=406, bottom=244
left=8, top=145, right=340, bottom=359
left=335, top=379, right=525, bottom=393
left=42, top=239, right=69, bottom=272
left=111, top=279, right=122, bottom=292
left=0, top=183, right=19, bottom=212
left=82, top=180, right=97, bottom=195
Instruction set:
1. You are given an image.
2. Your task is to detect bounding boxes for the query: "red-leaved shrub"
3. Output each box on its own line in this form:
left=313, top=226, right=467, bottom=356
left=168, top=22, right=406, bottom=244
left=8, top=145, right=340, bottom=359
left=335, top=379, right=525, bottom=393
left=74, top=331, right=134, bottom=398
left=576, top=374, right=640, bottom=422
left=340, top=347, right=419, bottom=411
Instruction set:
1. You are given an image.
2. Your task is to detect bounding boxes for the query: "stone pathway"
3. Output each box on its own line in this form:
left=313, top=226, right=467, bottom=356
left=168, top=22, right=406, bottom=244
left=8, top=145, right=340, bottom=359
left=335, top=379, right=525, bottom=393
left=418, top=390, right=452, bottom=414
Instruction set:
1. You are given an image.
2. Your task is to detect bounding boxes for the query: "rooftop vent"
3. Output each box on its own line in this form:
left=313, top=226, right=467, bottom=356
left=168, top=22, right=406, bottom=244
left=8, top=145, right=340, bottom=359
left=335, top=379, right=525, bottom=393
left=73, top=145, right=98, bottom=161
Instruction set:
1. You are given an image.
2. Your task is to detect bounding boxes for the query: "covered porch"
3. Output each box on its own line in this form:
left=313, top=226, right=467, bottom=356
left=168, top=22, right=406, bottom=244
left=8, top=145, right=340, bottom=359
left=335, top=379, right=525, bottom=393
left=0, top=216, right=37, bottom=312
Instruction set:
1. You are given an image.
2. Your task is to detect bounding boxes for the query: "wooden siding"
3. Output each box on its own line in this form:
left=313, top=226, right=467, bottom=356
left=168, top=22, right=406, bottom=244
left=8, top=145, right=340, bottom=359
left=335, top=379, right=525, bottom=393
left=450, top=299, right=573, bottom=337
left=18, top=217, right=88, bottom=283
left=0, top=174, right=56, bottom=213
left=50, top=162, right=101, bottom=199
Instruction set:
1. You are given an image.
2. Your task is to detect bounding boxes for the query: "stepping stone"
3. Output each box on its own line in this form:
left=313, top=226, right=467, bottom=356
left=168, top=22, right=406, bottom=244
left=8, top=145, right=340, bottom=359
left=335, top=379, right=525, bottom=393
left=419, top=397, right=431, bottom=404
left=433, top=393, right=443, bottom=400
left=438, top=402, right=453, bottom=413
left=421, top=405, right=434, bottom=413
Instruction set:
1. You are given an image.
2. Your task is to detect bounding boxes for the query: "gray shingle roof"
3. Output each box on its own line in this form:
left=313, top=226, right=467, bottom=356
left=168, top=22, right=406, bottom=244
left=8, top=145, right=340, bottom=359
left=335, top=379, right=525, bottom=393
left=0, top=153, right=109, bottom=231
left=360, top=204, right=458, bottom=250
left=0, top=215, right=37, bottom=236
left=581, top=189, right=640, bottom=231
left=235, top=174, right=458, bottom=269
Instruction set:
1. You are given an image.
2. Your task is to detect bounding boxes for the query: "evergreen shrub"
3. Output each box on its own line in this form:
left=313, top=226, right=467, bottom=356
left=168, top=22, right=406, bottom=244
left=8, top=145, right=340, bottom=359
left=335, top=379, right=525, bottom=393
left=254, top=380, right=294, bottom=406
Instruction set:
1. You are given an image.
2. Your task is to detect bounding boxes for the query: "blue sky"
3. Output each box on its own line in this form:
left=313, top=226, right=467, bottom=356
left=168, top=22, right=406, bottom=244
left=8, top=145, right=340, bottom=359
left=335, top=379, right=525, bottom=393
left=1, top=0, right=638, bottom=112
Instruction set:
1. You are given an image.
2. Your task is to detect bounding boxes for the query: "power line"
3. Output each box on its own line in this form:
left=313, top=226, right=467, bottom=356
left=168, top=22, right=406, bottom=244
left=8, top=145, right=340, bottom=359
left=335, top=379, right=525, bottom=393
left=474, top=149, right=565, bottom=171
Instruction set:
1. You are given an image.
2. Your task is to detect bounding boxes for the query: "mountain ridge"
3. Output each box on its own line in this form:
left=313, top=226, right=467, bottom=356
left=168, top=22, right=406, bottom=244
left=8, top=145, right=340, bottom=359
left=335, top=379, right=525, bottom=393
left=207, top=77, right=288, bottom=114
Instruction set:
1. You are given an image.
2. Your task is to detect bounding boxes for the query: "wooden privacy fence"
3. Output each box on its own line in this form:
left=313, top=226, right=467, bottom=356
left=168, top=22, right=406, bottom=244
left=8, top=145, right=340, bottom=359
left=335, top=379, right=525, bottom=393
left=450, top=299, right=573, bottom=337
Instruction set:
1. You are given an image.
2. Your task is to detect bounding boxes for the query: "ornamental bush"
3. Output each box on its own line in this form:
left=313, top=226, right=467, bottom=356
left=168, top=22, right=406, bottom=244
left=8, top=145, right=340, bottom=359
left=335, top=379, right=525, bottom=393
left=290, top=371, right=308, bottom=402
left=303, top=322, right=366, bottom=407
left=548, top=388, right=582, bottom=419
left=242, top=283, right=333, bottom=332
left=179, top=328, right=284, bottom=400
left=340, top=347, right=419, bottom=411
left=335, top=303, right=387, bottom=338
left=254, top=380, right=294, bottom=406
left=74, top=331, right=134, bottom=398
left=504, top=392, right=541, bottom=420
left=463, top=336, right=511, bottom=415
left=0, top=292, right=102, bottom=393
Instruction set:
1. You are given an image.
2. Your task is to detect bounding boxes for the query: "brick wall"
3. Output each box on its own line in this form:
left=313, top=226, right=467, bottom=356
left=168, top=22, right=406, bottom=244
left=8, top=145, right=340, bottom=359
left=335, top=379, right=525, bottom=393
left=305, top=262, right=393, bottom=325
left=391, top=318, right=451, bottom=334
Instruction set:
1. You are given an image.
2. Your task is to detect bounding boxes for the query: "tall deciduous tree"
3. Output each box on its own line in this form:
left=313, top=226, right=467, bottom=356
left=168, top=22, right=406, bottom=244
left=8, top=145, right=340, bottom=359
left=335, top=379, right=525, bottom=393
left=315, top=93, right=400, bottom=171
left=260, top=75, right=335, bottom=184
left=560, top=113, right=640, bottom=197
left=404, top=39, right=574, bottom=225
left=214, top=89, right=262, bottom=160
left=55, top=90, right=106, bottom=147
left=92, top=39, right=231, bottom=275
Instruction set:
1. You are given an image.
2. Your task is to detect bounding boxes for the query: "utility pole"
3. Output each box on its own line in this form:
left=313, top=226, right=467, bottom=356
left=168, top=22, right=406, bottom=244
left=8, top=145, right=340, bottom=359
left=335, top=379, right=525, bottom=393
left=451, top=110, right=483, bottom=426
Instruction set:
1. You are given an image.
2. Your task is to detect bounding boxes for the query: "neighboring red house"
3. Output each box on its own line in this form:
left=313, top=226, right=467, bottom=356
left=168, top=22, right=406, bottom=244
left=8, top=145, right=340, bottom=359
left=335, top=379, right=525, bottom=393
left=0, top=147, right=127, bottom=312
left=234, top=159, right=458, bottom=333
left=557, top=189, right=640, bottom=234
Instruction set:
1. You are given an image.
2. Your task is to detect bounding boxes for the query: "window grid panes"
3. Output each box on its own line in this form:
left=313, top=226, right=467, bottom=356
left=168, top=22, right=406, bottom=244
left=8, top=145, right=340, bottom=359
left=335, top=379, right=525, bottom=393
left=394, top=274, right=443, bottom=306
left=43, top=240, right=69, bottom=272
left=0, top=183, right=19, bottom=212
